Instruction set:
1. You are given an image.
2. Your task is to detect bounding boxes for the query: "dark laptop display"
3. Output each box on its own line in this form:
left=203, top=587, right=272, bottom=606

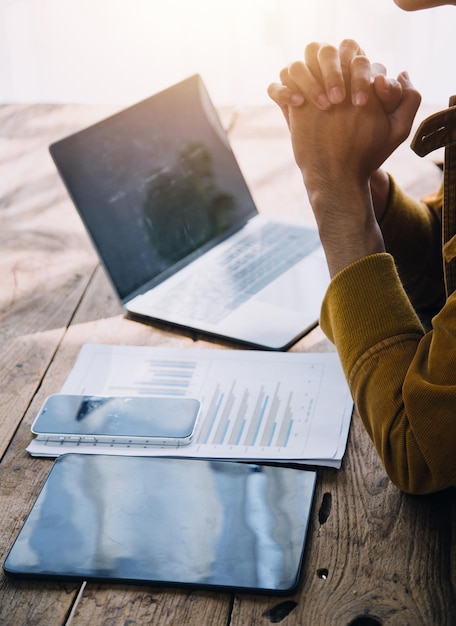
left=49, top=75, right=329, bottom=350
left=50, top=76, right=257, bottom=301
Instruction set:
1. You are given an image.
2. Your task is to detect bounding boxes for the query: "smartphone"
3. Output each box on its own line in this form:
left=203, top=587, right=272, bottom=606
left=31, top=395, right=201, bottom=446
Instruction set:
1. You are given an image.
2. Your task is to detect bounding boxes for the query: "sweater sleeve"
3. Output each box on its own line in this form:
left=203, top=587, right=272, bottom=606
left=320, top=253, right=456, bottom=495
left=379, top=176, right=444, bottom=310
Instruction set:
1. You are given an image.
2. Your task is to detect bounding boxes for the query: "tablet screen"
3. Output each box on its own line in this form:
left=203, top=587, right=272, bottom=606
left=4, top=455, right=316, bottom=593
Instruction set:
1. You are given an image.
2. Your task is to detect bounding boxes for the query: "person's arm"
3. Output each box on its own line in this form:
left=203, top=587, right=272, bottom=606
left=321, top=255, right=456, bottom=494
left=298, top=95, right=452, bottom=491
left=379, top=176, right=445, bottom=310
left=269, top=40, right=444, bottom=306
left=283, top=69, right=421, bottom=276
left=269, top=48, right=456, bottom=494
left=268, top=40, right=411, bottom=224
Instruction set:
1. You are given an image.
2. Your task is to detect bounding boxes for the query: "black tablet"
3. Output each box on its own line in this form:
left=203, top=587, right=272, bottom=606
left=4, top=454, right=316, bottom=594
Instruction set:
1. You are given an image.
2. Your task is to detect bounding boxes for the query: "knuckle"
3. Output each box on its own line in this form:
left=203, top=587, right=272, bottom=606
left=288, top=60, right=306, bottom=80
left=305, top=41, right=323, bottom=55
left=304, top=41, right=327, bottom=64
left=318, top=44, right=339, bottom=61
left=351, top=54, right=371, bottom=70
left=279, top=66, right=295, bottom=86
left=279, top=66, right=290, bottom=81
left=339, top=38, right=361, bottom=52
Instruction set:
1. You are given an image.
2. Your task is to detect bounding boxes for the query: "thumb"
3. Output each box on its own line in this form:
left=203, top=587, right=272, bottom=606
left=373, top=73, right=403, bottom=114
left=390, top=71, right=422, bottom=144
left=394, top=71, right=422, bottom=128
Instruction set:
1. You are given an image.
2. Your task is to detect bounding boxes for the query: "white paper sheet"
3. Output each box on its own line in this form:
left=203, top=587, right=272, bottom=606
left=27, top=344, right=353, bottom=468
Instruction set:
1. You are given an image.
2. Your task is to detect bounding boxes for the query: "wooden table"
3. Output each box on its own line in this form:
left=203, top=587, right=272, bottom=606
left=0, top=102, right=454, bottom=626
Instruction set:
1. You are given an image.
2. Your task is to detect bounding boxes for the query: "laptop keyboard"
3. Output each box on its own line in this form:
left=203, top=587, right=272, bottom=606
left=157, top=222, right=320, bottom=324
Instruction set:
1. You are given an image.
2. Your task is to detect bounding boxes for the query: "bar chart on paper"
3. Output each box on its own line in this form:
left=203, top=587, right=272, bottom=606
left=79, top=348, right=327, bottom=454
left=195, top=368, right=317, bottom=453
left=28, top=344, right=353, bottom=466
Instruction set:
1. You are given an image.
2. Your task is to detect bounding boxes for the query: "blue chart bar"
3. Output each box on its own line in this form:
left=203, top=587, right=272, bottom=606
left=214, top=382, right=236, bottom=444
left=199, top=385, right=224, bottom=444
left=197, top=381, right=297, bottom=449
left=228, top=389, right=249, bottom=446
left=245, top=387, right=269, bottom=447
left=260, top=383, right=281, bottom=447
left=276, top=392, right=294, bottom=447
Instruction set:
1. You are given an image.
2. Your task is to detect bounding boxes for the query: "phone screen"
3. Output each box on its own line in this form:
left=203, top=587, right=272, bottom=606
left=32, top=395, right=200, bottom=442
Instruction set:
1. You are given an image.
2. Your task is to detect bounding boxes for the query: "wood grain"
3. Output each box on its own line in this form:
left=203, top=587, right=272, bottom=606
left=0, top=103, right=454, bottom=626
left=230, top=418, right=456, bottom=625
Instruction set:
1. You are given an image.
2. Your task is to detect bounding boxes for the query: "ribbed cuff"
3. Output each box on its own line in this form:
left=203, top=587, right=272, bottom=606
left=320, top=253, right=424, bottom=374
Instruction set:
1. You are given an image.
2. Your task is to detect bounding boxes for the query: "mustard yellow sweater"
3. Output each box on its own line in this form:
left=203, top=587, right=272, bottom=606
left=320, top=176, right=456, bottom=494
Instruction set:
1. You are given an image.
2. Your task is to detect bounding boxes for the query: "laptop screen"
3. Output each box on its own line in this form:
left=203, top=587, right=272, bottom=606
left=50, top=75, right=258, bottom=300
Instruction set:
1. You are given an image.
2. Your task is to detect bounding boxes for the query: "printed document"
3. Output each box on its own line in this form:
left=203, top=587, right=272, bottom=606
left=27, top=344, right=353, bottom=468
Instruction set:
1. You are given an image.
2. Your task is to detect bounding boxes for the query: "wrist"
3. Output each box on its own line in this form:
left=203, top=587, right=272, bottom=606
left=304, top=179, right=386, bottom=277
left=369, top=169, right=391, bottom=222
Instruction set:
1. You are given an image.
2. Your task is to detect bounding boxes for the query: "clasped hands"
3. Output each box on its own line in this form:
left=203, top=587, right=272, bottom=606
left=267, top=39, right=422, bottom=277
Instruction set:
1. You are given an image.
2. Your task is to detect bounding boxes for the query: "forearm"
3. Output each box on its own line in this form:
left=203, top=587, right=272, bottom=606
left=287, top=89, right=412, bottom=278
left=321, top=255, right=456, bottom=494
left=304, top=175, right=385, bottom=277
left=369, top=168, right=391, bottom=222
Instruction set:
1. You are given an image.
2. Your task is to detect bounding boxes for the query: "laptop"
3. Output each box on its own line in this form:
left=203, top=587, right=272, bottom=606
left=49, top=74, right=329, bottom=350
left=4, top=454, right=316, bottom=593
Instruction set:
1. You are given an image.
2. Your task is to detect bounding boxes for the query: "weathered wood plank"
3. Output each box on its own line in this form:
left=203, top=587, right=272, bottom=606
left=0, top=407, right=79, bottom=623
left=1, top=102, right=454, bottom=626
left=0, top=289, right=235, bottom=625
left=230, top=417, right=456, bottom=625
left=0, top=255, right=235, bottom=625
left=69, top=585, right=232, bottom=626
left=0, top=104, right=114, bottom=460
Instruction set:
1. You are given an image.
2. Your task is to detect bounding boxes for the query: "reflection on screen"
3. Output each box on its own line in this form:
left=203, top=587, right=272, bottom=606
left=50, top=75, right=258, bottom=300
left=34, top=395, right=198, bottom=438
left=143, top=142, right=236, bottom=263
left=4, top=455, right=316, bottom=593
